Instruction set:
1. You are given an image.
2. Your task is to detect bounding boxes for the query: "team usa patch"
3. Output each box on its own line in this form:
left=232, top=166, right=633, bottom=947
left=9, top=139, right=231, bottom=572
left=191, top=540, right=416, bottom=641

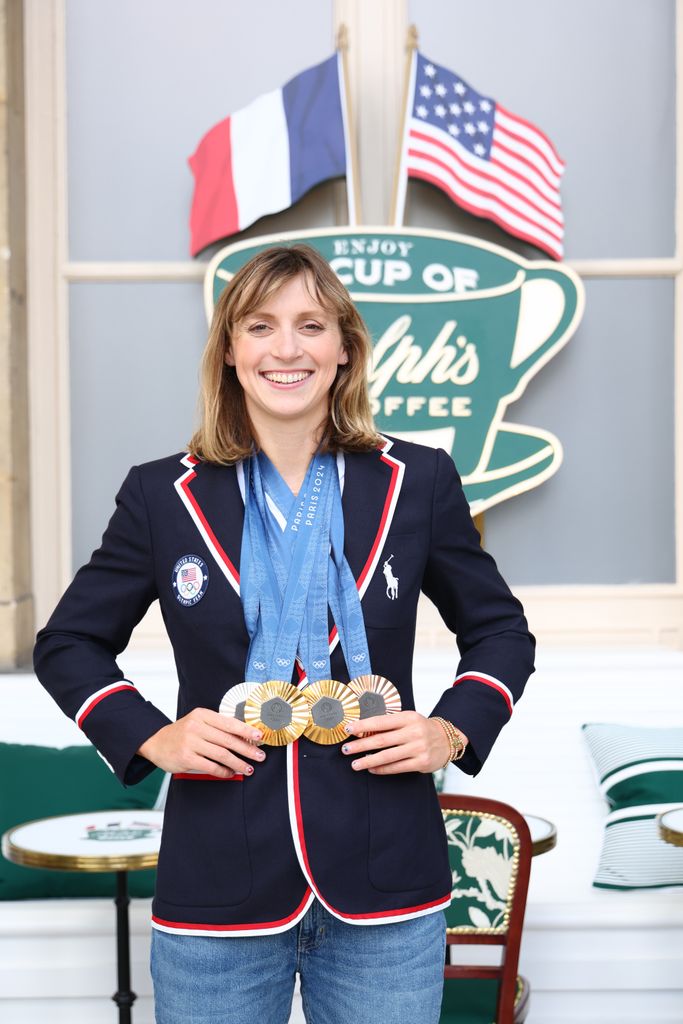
left=172, top=555, right=209, bottom=606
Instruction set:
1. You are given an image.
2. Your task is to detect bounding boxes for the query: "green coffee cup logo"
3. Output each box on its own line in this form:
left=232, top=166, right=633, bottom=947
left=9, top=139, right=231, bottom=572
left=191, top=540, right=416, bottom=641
left=205, top=228, right=584, bottom=513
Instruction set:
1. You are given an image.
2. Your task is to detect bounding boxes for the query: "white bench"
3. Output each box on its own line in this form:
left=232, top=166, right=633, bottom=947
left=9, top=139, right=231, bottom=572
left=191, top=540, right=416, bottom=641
left=1, top=645, right=683, bottom=1023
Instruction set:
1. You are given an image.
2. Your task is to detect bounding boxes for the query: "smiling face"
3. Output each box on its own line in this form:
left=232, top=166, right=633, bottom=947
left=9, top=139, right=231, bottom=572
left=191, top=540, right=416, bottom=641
left=225, top=274, right=349, bottom=443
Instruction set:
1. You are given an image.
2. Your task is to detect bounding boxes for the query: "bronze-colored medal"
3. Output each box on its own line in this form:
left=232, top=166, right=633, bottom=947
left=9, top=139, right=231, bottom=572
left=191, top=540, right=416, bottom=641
left=302, top=679, right=361, bottom=745
left=347, top=675, right=402, bottom=719
left=219, top=682, right=260, bottom=723
left=244, top=680, right=310, bottom=746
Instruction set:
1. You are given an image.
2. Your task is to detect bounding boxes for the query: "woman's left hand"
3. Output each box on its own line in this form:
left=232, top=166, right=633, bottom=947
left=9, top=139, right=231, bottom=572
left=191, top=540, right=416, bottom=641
left=341, top=711, right=467, bottom=775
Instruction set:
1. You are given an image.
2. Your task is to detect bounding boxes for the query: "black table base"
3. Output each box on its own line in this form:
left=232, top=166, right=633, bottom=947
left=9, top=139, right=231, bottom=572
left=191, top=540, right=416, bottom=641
left=113, top=871, right=137, bottom=1024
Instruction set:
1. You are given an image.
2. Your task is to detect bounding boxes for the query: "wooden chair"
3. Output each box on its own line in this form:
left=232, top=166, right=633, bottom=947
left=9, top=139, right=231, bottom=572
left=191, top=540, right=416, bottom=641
left=439, top=794, right=532, bottom=1024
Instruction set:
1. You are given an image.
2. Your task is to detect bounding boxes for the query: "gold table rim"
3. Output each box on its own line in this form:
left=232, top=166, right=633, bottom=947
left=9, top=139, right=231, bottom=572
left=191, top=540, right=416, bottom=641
left=657, top=807, right=683, bottom=848
left=523, top=813, right=557, bottom=857
left=1, top=809, right=163, bottom=872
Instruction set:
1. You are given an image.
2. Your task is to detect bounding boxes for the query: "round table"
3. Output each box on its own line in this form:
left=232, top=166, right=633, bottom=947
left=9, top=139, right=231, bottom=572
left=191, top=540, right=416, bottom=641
left=657, top=806, right=683, bottom=847
left=2, top=809, right=163, bottom=1024
left=524, top=813, right=557, bottom=856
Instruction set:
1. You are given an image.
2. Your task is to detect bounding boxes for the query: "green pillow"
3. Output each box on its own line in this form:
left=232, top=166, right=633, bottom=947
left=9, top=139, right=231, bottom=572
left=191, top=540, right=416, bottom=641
left=582, top=723, right=683, bottom=890
left=0, top=742, right=164, bottom=900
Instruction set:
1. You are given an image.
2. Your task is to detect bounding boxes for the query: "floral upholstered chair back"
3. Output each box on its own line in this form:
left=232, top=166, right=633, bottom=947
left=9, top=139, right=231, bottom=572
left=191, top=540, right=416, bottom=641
left=442, top=805, right=520, bottom=933
left=438, top=795, right=533, bottom=1023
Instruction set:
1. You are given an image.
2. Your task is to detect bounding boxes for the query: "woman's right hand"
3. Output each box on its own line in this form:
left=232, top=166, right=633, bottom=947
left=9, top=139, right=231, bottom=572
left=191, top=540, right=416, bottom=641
left=137, top=708, right=265, bottom=779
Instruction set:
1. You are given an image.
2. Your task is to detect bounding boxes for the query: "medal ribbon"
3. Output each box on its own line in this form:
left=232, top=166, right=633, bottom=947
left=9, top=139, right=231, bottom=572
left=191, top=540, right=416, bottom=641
left=240, top=453, right=335, bottom=684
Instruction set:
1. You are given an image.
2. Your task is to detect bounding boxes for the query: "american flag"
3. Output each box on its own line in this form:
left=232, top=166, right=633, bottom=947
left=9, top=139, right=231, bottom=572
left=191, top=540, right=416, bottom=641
left=181, top=566, right=197, bottom=582
left=401, top=52, right=565, bottom=259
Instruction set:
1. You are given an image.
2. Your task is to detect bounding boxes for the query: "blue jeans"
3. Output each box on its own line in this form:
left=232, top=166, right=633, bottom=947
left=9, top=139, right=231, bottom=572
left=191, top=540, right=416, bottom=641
left=150, top=900, right=446, bottom=1024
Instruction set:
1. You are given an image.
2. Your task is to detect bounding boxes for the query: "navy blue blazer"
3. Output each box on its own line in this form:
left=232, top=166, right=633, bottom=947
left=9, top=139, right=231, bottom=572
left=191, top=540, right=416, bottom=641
left=34, top=437, right=534, bottom=936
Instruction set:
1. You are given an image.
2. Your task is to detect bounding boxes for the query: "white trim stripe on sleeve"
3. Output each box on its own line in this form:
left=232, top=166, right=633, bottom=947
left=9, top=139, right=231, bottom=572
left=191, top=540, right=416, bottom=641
left=453, top=672, right=514, bottom=715
left=75, top=681, right=138, bottom=728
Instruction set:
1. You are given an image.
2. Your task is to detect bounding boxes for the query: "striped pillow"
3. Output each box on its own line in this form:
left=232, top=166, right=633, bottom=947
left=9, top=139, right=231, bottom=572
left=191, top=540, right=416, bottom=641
left=582, top=723, right=683, bottom=890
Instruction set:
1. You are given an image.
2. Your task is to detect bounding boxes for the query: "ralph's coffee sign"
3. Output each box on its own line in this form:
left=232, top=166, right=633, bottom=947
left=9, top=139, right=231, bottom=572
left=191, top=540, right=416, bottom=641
left=205, top=228, right=584, bottom=513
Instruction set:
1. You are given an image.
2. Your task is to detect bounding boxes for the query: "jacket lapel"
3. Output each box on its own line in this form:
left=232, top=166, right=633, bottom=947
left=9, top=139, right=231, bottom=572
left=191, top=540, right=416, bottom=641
left=342, top=438, right=405, bottom=601
left=173, top=439, right=406, bottom=612
left=174, top=455, right=243, bottom=597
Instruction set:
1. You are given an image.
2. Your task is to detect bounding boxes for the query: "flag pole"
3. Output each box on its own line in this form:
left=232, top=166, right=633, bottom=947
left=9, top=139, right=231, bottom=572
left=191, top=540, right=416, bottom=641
left=336, top=24, right=363, bottom=225
left=390, top=24, right=419, bottom=226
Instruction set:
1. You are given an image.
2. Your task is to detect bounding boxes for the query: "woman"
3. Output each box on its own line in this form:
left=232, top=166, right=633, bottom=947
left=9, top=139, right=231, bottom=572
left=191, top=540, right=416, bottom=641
left=34, top=244, right=535, bottom=1024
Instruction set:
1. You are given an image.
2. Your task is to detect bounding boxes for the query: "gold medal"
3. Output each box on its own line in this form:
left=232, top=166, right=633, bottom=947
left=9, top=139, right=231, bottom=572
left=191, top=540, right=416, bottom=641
left=302, top=679, right=361, bottom=745
left=244, top=680, right=310, bottom=746
left=219, top=683, right=260, bottom=723
left=347, top=675, right=402, bottom=719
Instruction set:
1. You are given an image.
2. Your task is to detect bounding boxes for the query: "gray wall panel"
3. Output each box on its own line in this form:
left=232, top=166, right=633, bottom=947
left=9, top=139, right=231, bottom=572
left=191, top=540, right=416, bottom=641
left=407, top=0, right=675, bottom=259
left=65, top=4, right=678, bottom=587
left=484, top=278, right=676, bottom=584
left=70, top=283, right=207, bottom=571
left=66, top=0, right=336, bottom=260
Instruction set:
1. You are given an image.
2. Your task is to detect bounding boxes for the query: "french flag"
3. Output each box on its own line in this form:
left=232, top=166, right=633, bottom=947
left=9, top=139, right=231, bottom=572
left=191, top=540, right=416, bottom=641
left=189, top=54, right=350, bottom=256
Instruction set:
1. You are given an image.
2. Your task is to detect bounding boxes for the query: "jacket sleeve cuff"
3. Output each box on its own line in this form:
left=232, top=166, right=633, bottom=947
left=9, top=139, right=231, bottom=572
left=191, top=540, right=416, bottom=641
left=430, top=677, right=513, bottom=777
left=79, top=686, right=173, bottom=787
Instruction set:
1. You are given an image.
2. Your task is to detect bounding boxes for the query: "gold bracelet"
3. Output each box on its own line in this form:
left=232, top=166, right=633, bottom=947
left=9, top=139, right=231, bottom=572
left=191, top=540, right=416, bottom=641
left=443, top=721, right=466, bottom=763
left=432, top=716, right=467, bottom=769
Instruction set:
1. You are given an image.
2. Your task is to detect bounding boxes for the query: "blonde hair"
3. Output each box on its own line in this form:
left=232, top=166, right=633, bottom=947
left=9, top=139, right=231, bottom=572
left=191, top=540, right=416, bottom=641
left=188, top=244, right=382, bottom=463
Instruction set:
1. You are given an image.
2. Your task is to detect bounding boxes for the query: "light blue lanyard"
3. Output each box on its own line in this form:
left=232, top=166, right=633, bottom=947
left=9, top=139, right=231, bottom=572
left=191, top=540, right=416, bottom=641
left=241, top=453, right=335, bottom=683
left=240, top=452, right=372, bottom=685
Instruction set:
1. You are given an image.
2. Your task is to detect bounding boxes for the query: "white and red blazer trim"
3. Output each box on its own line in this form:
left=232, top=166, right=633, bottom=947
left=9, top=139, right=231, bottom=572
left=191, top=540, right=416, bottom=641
left=75, top=681, right=138, bottom=728
left=151, top=889, right=315, bottom=938
left=174, top=453, right=240, bottom=596
left=453, top=671, right=515, bottom=716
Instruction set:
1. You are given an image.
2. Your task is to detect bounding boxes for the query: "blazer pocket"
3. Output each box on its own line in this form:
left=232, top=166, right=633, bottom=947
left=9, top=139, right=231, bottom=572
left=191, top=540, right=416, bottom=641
left=367, top=771, right=447, bottom=893
left=360, top=531, right=425, bottom=630
left=156, top=776, right=252, bottom=908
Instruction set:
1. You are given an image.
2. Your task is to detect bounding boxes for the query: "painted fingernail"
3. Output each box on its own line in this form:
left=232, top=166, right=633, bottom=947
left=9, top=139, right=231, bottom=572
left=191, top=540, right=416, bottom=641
left=351, top=761, right=361, bottom=770
left=252, top=731, right=263, bottom=741
left=342, top=745, right=350, bottom=754
left=344, top=723, right=353, bottom=733
left=245, top=765, right=254, bottom=775
left=255, top=751, right=266, bottom=761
